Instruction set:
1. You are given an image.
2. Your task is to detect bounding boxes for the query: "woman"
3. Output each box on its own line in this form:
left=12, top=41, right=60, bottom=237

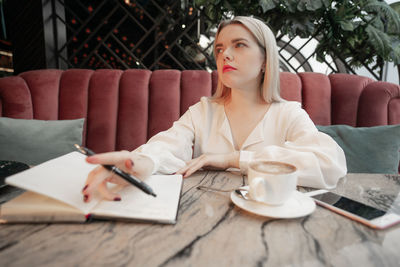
left=82, top=16, right=347, bottom=202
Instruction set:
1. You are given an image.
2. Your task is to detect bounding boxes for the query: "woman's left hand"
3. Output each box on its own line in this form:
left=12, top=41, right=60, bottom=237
left=176, top=151, right=239, bottom=178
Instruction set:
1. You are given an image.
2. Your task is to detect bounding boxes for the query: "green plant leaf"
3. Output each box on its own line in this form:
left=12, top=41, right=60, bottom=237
left=281, top=0, right=298, bottom=13
left=194, top=0, right=209, bottom=7
left=390, top=36, right=400, bottom=65
left=321, top=0, right=330, bottom=8
left=296, top=0, right=320, bottom=12
left=370, top=17, right=385, bottom=31
left=288, top=17, right=315, bottom=37
left=366, top=25, right=392, bottom=58
left=365, top=1, right=400, bottom=32
left=298, top=0, right=323, bottom=11
left=259, top=0, right=276, bottom=12
left=339, top=20, right=354, bottom=31
left=205, top=4, right=217, bottom=21
left=391, top=2, right=400, bottom=14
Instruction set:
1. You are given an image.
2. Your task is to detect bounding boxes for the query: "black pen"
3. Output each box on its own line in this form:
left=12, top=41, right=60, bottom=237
left=74, top=144, right=156, bottom=197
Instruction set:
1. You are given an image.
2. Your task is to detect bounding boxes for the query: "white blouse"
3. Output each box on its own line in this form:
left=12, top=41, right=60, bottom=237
left=135, top=97, right=347, bottom=189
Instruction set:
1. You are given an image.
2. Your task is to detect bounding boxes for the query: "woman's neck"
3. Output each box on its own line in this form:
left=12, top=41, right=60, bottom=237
left=225, top=86, right=266, bottom=111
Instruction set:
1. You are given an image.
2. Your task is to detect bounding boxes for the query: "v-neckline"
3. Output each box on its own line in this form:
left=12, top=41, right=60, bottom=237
left=221, top=103, right=272, bottom=150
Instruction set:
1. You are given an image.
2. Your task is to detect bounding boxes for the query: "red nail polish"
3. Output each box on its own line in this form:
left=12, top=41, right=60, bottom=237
left=84, top=195, right=89, bottom=202
left=114, top=197, right=121, bottom=201
left=86, top=156, right=96, bottom=163
left=82, top=185, right=88, bottom=192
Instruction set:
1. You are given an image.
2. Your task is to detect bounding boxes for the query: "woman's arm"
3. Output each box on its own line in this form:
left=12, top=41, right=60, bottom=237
left=240, top=103, right=347, bottom=189
left=82, top=106, right=197, bottom=202
left=176, top=151, right=240, bottom=178
left=134, top=108, right=196, bottom=174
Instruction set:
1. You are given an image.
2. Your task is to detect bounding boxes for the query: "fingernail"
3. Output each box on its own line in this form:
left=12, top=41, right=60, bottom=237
left=82, top=185, right=88, bottom=192
left=125, top=159, right=134, bottom=169
left=114, top=197, right=121, bottom=201
left=84, top=194, right=89, bottom=202
left=86, top=156, right=97, bottom=163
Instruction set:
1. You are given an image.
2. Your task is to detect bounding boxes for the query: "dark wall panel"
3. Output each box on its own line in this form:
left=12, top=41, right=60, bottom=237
left=5, top=0, right=46, bottom=74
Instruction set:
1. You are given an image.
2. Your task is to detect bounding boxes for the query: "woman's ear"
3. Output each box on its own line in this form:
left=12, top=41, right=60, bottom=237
left=261, top=61, right=266, bottom=72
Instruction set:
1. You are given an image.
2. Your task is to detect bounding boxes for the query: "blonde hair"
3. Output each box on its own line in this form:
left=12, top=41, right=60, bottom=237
left=213, top=16, right=283, bottom=103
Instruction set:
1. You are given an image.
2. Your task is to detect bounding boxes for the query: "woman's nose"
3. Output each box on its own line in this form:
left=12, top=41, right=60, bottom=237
left=223, top=48, right=233, bottom=61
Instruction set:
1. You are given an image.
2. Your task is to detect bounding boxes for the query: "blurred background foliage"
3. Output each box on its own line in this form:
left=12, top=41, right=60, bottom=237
left=195, top=0, right=400, bottom=80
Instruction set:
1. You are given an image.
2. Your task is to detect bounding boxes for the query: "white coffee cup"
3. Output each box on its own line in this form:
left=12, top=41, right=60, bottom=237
left=248, top=161, right=297, bottom=206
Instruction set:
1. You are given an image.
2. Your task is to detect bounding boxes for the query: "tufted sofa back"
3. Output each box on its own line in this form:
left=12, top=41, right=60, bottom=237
left=0, top=69, right=399, bottom=153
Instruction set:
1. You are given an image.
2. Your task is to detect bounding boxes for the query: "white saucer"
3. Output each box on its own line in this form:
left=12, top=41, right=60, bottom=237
left=231, top=187, right=316, bottom=219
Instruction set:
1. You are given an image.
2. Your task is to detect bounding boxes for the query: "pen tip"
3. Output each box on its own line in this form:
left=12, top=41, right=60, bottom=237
left=151, top=193, right=157, bottom=197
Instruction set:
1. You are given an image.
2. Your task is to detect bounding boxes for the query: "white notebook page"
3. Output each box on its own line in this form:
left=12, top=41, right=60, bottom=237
left=5, top=152, right=183, bottom=222
left=6, top=152, right=99, bottom=214
left=92, top=175, right=182, bottom=223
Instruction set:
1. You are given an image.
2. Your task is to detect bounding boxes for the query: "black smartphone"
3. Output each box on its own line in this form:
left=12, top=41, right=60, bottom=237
left=0, top=161, right=30, bottom=188
left=307, top=190, right=400, bottom=229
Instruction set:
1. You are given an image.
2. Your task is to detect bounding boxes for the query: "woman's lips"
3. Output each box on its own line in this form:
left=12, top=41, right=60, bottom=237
left=223, top=65, right=237, bottom=73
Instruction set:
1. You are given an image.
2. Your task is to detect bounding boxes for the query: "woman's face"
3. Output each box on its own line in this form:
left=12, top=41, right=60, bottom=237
left=215, top=24, right=265, bottom=92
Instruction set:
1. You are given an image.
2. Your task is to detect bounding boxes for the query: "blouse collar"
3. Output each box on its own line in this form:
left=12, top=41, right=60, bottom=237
left=217, top=103, right=272, bottom=150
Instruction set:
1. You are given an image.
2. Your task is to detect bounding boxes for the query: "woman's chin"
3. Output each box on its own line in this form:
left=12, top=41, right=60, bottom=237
left=220, top=76, right=235, bottom=88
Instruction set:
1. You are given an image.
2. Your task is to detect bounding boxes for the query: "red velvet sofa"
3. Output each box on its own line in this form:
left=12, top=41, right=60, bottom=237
left=0, top=69, right=399, bottom=154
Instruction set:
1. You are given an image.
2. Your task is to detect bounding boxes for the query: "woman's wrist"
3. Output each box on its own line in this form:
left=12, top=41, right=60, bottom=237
left=129, top=152, right=155, bottom=178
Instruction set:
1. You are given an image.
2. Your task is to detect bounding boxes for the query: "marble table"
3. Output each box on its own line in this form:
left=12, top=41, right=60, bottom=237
left=0, top=171, right=399, bottom=267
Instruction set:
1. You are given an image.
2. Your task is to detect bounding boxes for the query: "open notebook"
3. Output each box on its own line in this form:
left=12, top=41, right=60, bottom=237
left=0, top=152, right=183, bottom=224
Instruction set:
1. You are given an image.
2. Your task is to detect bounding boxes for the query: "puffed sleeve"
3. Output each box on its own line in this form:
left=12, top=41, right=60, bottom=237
left=134, top=109, right=195, bottom=175
left=240, top=102, right=347, bottom=189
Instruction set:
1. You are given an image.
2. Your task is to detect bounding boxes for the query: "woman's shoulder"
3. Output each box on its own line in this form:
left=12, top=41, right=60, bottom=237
left=271, top=100, right=302, bottom=112
left=269, top=101, right=309, bottom=122
left=188, top=96, right=222, bottom=113
left=184, top=97, right=223, bottom=126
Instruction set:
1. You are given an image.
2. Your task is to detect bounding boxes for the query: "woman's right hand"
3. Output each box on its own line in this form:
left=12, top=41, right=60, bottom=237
left=81, top=151, right=154, bottom=202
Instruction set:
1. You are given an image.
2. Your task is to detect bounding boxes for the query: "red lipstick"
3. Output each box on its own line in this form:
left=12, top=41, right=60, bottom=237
left=223, top=65, right=236, bottom=73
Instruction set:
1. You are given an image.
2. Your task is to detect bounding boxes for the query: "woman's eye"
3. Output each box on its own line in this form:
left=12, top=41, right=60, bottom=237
left=215, top=48, right=223, bottom=54
left=235, top=43, right=245, bottom=48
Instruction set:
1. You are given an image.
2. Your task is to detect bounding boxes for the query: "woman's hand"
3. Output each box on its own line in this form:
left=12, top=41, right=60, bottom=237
left=177, top=151, right=239, bottom=178
left=82, top=151, right=154, bottom=202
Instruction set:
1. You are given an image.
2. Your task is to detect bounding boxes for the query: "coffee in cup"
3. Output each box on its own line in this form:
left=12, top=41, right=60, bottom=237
left=248, top=161, right=297, bottom=205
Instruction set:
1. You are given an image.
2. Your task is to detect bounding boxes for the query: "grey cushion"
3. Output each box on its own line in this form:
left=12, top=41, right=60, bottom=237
left=316, top=124, right=400, bottom=174
left=0, top=118, right=84, bottom=165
